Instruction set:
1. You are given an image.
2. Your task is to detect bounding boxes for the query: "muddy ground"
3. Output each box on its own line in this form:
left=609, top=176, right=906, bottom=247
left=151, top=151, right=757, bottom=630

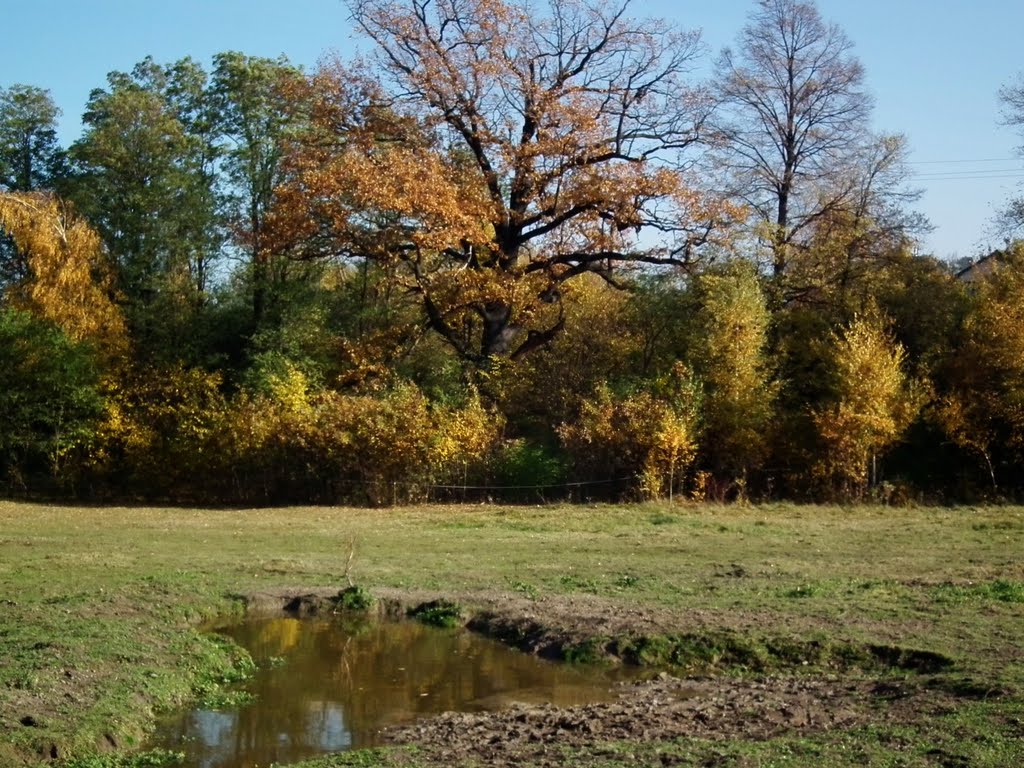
left=243, top=587, right=991, bottom=767
left=383, top=675, right=949, bottom=767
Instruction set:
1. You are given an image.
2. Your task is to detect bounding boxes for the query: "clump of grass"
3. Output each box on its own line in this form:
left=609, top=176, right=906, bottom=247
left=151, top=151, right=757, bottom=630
left=614, top=573, right=640, bottom=589
left=509, top=580, right=539, bottom=600
left=335, top=585, right=375, bottom=612
left=604, top=631, right=954, bottom=676
left=783, top=582, right=826, bottom=599
left=612, top=632, right=768, bottom=672
left=562, top=636, right=610, bottom=665
left=933, top=579, right=1024, bottom=604
left=649, top=512, right=678, bottom=526
left=559, top=574, right=599, bottom=593
left=199, top=689, right=256, bottom=710
left=187, top=632, right=256, bottom=704
left=971, top=520, right=1023, bottom=531
left=65, top=749, right=185, bottom=767
left=407, top=599, right=463, bottom=628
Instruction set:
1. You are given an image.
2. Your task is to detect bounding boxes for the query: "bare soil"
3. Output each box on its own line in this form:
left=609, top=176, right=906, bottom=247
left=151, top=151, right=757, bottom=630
left=385, top=675, right=878, bottom=766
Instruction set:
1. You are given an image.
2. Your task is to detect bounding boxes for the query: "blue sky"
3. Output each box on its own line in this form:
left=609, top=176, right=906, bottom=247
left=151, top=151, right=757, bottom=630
left=2, top=0, right=1023, bottom=260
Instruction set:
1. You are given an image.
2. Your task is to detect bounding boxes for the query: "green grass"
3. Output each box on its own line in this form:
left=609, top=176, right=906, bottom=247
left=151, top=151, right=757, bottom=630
left=0, top=501, right=1022, bottom=766
left=406, top=598, right=463, bottom=628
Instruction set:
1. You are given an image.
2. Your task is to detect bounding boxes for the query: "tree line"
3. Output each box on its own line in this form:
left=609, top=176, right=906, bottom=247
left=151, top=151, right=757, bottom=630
left=2, top=0, right=1024, bottom=505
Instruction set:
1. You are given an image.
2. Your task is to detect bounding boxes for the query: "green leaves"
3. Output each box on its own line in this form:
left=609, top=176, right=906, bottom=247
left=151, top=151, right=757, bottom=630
left=0, top=309, right=103, bottom=485
left=0, top=84, right=65, bottom=192
left=69, top=60, right=222, bottom=335
left=689, top=260, right=775, bottom=486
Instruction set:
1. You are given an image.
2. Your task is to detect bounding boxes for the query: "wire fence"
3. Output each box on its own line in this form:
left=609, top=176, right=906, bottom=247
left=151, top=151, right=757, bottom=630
left=1, top=473, right=642, bottom=507
left=413, top=476, right=638, bottom=505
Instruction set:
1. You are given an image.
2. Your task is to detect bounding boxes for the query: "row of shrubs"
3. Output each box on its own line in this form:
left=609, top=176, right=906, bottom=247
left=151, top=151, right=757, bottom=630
left=56, top=363, right=698, bottom=506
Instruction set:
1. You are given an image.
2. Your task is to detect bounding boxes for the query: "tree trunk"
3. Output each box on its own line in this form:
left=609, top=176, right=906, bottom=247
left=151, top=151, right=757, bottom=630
left=252, top=249, right=267, bottom=325
left=774, top=191, right=789, bottom=279
left=984, top=451, right=997, bottom=494
left=480, top=302, right=516, bottom=358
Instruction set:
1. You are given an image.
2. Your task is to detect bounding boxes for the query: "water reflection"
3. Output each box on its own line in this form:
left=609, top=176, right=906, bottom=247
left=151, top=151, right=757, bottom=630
left=154, top=617, right=624, bottom=768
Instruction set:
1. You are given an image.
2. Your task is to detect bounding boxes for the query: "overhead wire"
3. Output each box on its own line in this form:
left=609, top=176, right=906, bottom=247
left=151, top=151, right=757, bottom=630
left=908, top=157, right=1017, bottom=165
left=905, top=156, right=1024, bottom=182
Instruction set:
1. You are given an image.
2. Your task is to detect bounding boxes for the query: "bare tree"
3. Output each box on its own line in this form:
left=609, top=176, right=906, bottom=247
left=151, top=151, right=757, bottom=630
left=1000, top=74, right=1024, bottom=131
left=998, top=74, right=1024, bottom=237
left=714, top=0, right=873, bottom=281
left=781, top=132, right=926, bottom=306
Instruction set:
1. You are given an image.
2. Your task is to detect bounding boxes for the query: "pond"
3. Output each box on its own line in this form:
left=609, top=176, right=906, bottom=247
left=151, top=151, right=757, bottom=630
left=152, top=617, right=627, bottom=768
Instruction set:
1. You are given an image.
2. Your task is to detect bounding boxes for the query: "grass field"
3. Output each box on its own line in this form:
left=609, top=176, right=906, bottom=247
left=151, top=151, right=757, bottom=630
left=0, top=501, right=1022, bottom=767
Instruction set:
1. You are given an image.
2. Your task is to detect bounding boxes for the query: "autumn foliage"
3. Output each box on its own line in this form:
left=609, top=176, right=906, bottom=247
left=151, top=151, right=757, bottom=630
left=0, top=191, right=125, bottom=353
left=4, top=0, right=1024, bottom=503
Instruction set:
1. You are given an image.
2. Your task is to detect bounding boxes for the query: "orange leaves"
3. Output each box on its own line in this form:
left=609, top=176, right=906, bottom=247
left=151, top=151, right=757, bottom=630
left=333, top=143, right=497, bottom=251
left=345, top=0, right=710, bottom=245
left=270, top=81, right=496, bottom=261
left=274, top=0, right=717, bottom=359
left=0, top=192, right=126, bottom=355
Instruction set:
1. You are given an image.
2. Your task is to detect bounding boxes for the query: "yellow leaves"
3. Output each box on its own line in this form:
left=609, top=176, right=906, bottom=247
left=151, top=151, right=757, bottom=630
left=426, top=265, right=543, bottom=320
left=486, top=273, right=639, bottom=423
left=933, top=248, right=1024, bottom=487
left=559, top=374, right=700, bottom=500
left=265, top=362, right=314, bottom=416
left=639, top=406, right=698, bottom=500
left=88, top=366, right=227, bottom=486
left=202, top=379, right=505, bottom=504
left=0, top=192, right=126, bottom=356
left=965, top=253, right=1024, bottom=378
left=692, top=262, right=771, bottom=392
left=811, top=310, right=922, bottom=497
left=430, top=389, right=505, bottom=480
left=935, top=393, right=998, bottom=485
left=690, top=261, right=775, bottom=481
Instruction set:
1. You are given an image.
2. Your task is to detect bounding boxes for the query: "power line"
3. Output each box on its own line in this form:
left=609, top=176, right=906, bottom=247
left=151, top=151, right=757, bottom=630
left=908, top=157, right=1017, bottom=165
left=913, top=173, right=1024, bottom=181
left=901, top=156, right=1024, bottom=182
left=911, top=168, right=1024, bottom=176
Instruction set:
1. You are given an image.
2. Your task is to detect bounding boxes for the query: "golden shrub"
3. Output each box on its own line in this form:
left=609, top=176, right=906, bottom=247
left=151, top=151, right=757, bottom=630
left=560, top=371, right=699, bottom=500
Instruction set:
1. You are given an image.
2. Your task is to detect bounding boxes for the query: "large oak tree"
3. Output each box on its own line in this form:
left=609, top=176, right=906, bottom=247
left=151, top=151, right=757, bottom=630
left=273, top=0, right=735, bottom=363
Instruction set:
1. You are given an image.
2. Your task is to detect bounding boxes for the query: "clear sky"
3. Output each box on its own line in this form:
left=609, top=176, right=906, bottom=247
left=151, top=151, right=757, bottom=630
left=2, top=0, right=1023, bottom=261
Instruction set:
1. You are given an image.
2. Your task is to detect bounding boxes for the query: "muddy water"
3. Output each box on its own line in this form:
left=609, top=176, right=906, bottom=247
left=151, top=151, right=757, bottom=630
left=153, top=617, right=626, bottom=768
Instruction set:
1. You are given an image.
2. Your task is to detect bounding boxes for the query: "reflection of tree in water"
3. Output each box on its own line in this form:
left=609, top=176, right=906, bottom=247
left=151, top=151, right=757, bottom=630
left=157, top=618, right=617, bottom=768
